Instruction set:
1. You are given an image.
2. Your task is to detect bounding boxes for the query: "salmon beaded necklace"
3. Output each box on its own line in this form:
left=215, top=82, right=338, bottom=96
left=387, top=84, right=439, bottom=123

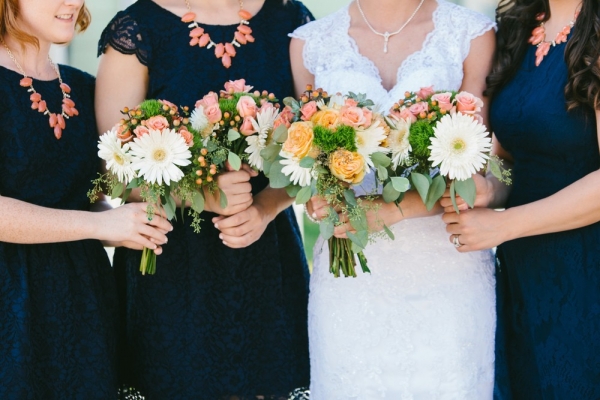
left=529, top=7, right=580, bottom=67
left=1, top=39, right=77, bottom=139
left=182, top=0, right=255, bottom=69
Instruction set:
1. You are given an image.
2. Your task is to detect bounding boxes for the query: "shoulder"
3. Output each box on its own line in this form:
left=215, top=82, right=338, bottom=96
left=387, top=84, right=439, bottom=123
left=289, top=6, right=347, bottom=41
left=436, top=0, right=495, bottom=39
left=265, top=0, right=315, bottom=29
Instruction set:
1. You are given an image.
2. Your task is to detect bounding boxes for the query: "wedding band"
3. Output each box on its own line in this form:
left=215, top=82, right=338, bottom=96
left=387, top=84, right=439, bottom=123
left=453, top=235, right=463, bottom=248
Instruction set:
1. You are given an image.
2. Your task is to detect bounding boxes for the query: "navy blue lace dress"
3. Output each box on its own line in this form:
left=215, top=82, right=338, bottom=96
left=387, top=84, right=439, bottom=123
left=98, top=1, right=312, bottom=398
left=490, top=40, right=600, bottom=398
left=0, top=66, right=118, bottom=399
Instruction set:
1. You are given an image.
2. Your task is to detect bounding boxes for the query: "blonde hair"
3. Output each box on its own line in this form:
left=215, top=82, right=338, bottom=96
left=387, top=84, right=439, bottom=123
left=0, top=0, right=91, bottom=48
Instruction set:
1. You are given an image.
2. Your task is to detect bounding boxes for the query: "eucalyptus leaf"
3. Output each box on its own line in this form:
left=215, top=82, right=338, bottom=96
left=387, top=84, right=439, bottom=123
left=206, top=140, right=218, bottom=152
left=450, top=180, right=459, bottom=214
left=121, top=188, right=132, bottom=204
left=390, top=176, right=410, bottom=193
left=286, top=184, right=302, bottom=198
left=382, top=182, right=401, bottom=203
left=126, top=178, right=141, bottom=189
left=262, top=159, right=273, bottom=176
left=455, top=178, right=476, bottom=208
left=299, top=157, right=315, bottom=168
left=383, top=224, right=395, bottom=240
left=111, top=182, right=125, bottom=199
left=370, top=152, right=391, bottom=168
left=227, top=151, right=242, bottom=171
left=425, top=175, right=446, bottom=211
left=268, top=160, right=292, bottom=189
left=162, top=195, right=176, bottom=220
left=343, top=189, right=357, bottom=207
left=219, top=188, right=228, bottom=209
left=347, top=230, right=368, bottom=250
left=191, top=192, right=205, bottom=213
left=377, top=165, right=388, bottom=181
left=273, top=124, right=288, bottom=143
left=260, top=144, right=281, bottom=162
left=349, top=210, right=368, bottom=232
left=320, top=220, right=335, bottom=240
left=411, top=172, right=430, bottom=204
left=227, top=129, right=241, bottom=141
left=295, top=186, right=312, bottom=204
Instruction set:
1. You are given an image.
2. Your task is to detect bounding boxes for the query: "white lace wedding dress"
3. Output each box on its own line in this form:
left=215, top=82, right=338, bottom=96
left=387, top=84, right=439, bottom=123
left=291, top=1, right=496, bottom=399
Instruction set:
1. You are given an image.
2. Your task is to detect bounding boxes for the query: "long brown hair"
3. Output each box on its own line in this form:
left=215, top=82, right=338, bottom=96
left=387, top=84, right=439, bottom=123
left=487, top=0, right=600, bottom=111
left=0, top=0, right=91, bottom=48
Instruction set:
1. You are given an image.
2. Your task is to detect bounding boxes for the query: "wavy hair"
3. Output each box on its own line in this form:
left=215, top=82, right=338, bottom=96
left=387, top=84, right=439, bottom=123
left=487, top=0, right=600, bottom=111
left=0, top=0, right=91, bottom=49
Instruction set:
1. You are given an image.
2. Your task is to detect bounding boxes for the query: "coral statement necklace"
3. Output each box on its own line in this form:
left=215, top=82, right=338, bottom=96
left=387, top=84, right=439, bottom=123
left=182, top=0, right=255, bottom=68
left=1, top=40, right=77, bottom=139
left=529, top=8, right=580, bottom=67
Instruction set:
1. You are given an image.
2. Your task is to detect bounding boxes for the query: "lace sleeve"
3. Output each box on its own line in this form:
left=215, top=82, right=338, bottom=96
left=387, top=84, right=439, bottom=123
left=448, top=5, right=496, bottom=61
left=289, top=10, right=338, bottom=75
left=97, top=11, right=150, bottom=66
left=293, top=0, right=315, bottom=26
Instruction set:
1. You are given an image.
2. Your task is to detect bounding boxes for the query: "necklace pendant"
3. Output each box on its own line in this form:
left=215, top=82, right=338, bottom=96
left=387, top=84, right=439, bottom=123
left=383, top=32, right=390, bottom=53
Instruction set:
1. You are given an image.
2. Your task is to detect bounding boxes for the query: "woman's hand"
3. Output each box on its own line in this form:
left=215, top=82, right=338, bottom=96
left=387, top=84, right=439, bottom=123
left=440, top=173, right=493, bottom=213
left=442, top=207, right=511, bottom=252
left=331, top=197, right=403, bottom=239
left=305, top=196, right=331, bottom=221
left=205, top=169, right=256, bottom=216
left=95, top=202, right=172, bottom=253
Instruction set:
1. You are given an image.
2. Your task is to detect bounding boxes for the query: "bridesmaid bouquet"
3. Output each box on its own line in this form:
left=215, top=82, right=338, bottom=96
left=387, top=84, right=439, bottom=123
left=186, top=79, right=281, bottom=208
left=89, top=99, right=204, bottom=275
left=263, top=86, right=395, bottom=278
left=381, top=87, right=510, bottom=212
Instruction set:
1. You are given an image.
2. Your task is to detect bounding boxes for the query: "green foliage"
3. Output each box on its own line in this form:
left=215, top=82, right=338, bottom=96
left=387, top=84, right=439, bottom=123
left=408, top=120, right=435, bottom=161
left=313, top=125, right=357, bottom=154
left=139, top=99, right=163, bottom=116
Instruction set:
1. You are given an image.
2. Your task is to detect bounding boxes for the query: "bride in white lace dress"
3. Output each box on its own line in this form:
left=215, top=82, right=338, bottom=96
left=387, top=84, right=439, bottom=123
left=289, top=0, right=496, bottom=398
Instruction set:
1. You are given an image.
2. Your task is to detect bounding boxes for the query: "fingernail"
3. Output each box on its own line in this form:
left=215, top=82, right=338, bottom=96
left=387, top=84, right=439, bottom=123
left=222, top=241, right=228, bottom=246
left=219, top=234, right=223, bottom=240
left=214, top=223, right=219, bottom=229
left=312, top=213, right=317, bottom=219
left=164, top=238, right=168, bottom=243
left=169, top=226, right=174, bottom=231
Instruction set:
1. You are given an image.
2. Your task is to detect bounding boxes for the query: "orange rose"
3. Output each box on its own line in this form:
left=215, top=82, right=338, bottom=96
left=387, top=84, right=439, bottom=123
left=116, top=123, right=133, bottom=142
left=145, top=115, right=169, bottom=130
left=133, top=125, right=150, bottom=138
left=311, top=109, right=340, bottom=130
left=329, top=149, right=366, bottom=184
left=282, top=121, right=314, bottom=159
left=178, top=128, right=194, bottom=146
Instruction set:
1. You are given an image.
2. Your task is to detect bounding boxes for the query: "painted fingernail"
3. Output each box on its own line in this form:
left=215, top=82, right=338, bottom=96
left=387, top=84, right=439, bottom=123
left=214, top=223, right=219, bottom=229
left=219, top=234, right=223, bottom=240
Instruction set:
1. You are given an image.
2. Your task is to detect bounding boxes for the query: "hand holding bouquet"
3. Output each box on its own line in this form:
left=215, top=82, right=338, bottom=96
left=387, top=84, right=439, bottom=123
left=263, top=86, right=394, bottom=278
left=382, top=87, right=510, bottom=213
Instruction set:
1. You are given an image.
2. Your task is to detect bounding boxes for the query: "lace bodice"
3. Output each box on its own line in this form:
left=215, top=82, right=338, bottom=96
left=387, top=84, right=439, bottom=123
left=291, top=0, right=494, bottom=111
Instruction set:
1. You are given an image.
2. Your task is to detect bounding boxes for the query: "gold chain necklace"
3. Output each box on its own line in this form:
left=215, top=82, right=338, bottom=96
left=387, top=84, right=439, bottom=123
left=1, top=39, right=77, bottom=139
left=356, top=0, right=425, bottom=53
left=182, top=0, right=254, bottom=68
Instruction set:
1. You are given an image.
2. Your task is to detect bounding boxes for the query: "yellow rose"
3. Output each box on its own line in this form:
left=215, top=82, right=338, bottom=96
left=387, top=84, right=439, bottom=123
left=311, top=109, right=340, bottom=130
left=329, top=149, right=366, bottom=184
left=282, top=121, right=314, bottom=159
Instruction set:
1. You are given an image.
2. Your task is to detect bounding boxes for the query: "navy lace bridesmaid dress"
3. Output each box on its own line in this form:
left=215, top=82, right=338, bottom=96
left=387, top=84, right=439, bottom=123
left=0, top=66, right=118, bottom=398
left=98, top=1, right=312, bottom=398
left=490, top=39, right=600, bottom=398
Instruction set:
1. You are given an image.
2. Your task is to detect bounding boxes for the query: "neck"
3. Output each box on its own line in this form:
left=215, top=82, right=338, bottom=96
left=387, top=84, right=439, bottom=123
left=355, top=0, right=426, bottom=30
left=548, top=0, right=582, bottom=18
left=1, top=35, right=53, bottom=78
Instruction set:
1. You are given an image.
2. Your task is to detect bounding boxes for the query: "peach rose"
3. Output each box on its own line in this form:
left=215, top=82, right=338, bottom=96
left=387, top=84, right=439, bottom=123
left=273, top=106, right=294, bottom=130
left=178, top=128, right=194, bottom=146
left=409, top=102, right=429, bottom=117
left=195, top=92, right=219, bottom=108
left=455, top=91, right=483, bottom=114
left=259, top=102, right=275, bottom=113
left=145, top=115, right=169, bottom=130
left=339, top=106, right=368, bottom=128
left=159, top=99, right=177, bottom=110
left=416, top=86, right=435, bottom=99
left=399, top=108, right=417, bottom=123
left=203, top=103, right=222, bottom=124
left=431, top=92, right=454, bottom=112
left=311, top=109, right=340, bottom=130
left=362, top=108, right=373, bottom=128
left=329, top=149, right=366, bottom=184
left=236, top=95, right=258, bottom=118
left=240, top=116, right=257, bottom=136
left=114, top=124, right=132, bottom=143
left=133, top=125, right=150, bottom=138
left=282, top=121, right=314, bottom=159
left=344, top=98, right=358, bottom=107
left=223, top=79, right=253, bottom=94
left=300, top=101, right=318, bottom=121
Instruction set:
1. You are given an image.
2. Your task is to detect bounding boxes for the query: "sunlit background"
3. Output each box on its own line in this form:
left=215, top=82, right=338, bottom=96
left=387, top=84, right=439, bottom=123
left=67, top=0, right=497, bottom=263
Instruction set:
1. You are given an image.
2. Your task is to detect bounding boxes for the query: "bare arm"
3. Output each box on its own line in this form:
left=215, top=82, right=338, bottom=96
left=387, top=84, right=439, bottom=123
left=290, top=38, right=315, bottom=97
left=443, top=109, right=600, bottom=252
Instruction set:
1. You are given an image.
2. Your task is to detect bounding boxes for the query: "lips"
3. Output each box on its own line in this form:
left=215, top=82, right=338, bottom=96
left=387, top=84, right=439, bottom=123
left=55, top=14, right=74, bottom=20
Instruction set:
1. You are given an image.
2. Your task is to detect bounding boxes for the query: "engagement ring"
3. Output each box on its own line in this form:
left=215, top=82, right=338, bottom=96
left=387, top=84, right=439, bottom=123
left=453, top=235, right=463, bottom=248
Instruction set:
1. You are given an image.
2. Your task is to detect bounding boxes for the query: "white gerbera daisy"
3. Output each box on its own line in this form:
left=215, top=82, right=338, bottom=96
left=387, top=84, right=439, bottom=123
left=428, top=113, right=492, bottom=181
left=386, top=116, right=412, bottom=169
left=355, top=119, right=389, bottom=168
left=190, top=106, right=212, bottom=137
left=129, top=128, right=192, bottom=185
left=279, top=152, right=313, bottom=187
left=244, top=107, right=279, bottom=170
left=97, top=128, right=136, bottom=182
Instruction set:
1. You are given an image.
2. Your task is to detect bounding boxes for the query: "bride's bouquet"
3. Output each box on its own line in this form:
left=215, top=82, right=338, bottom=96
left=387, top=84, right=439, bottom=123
left=381, top=87, right=510, bottom=212
left=263, top=86, right=394, bottom=277
left=185, top=79, right=281, bottom=217
left=89, top=99, right=203, bottom=275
